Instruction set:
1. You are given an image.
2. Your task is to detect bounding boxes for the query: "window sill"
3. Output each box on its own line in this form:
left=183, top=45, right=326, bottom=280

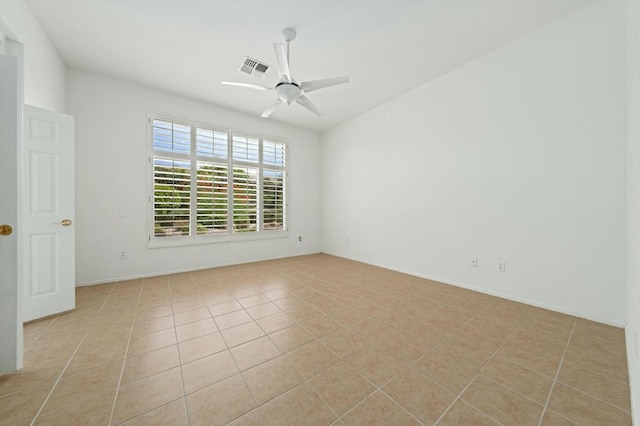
left=148, top=230, right=289, bottom=249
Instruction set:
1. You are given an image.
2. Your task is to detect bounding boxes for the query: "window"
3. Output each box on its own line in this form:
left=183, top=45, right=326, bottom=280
left=150, top=116, right=286, bottom=246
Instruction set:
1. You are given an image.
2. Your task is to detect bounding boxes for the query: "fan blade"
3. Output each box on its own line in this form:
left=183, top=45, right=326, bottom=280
left=221, top=81, right=272, bottom=91
left=300, top=76, right=349, bottom=93
left=261, top=99, right=283, bottom=118
left=296, top=95, right=322, bottom=116
left=273, top=44, right=291, bottom=82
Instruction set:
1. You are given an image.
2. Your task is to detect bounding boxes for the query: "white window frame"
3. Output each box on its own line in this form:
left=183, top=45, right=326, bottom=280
left=147, top=113, right=288, bottom=248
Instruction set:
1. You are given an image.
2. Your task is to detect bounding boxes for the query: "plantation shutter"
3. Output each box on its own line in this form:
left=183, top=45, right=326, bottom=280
left=152, top=119, right=192, bottom=237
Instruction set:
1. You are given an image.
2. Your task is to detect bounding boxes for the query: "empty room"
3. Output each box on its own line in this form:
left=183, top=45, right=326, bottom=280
left=0, top=0, right=639, bottom=424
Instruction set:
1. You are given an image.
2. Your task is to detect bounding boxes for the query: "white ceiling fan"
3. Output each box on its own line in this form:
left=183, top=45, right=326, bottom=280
left=222, top=28, right=350, bottom=118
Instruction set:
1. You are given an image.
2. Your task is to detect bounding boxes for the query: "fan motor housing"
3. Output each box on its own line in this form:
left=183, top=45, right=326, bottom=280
left=275, top=82, right=301, bottom=104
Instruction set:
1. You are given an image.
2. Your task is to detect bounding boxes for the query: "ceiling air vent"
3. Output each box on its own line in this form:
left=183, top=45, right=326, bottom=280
left=239, top=56, right=270, bottom=78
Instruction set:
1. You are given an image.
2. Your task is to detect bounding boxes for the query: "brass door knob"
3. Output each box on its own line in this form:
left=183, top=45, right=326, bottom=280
left=53, top=219, right=72, bottom=226
left=0, top=224, right=13, bottom=236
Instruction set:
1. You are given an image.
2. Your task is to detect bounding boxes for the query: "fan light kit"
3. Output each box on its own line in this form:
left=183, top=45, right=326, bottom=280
left=222, top=28, right=350, bottom=118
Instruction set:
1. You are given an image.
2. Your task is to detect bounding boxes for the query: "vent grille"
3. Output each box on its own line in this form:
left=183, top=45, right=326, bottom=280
left=239, top=56, right=270, bottom=78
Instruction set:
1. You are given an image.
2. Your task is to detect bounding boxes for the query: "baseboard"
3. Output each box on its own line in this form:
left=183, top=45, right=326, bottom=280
left=321, top=251, right=626, bottom=328
left=75, top=250, right=323, bottom=287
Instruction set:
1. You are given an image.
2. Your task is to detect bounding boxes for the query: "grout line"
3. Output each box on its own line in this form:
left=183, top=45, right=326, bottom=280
left=107, top=281, right=143, bottom=426
left=537, top=320, right=576, bottom=426
left=29, top=328, right=90, bottom=425
left=431, top=304, right=533, bottom=426
left=29, top=282, right=120, bottom=425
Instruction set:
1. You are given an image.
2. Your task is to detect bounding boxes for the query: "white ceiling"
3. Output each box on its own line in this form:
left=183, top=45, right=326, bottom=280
left=28, top=0, right=593, bottom=132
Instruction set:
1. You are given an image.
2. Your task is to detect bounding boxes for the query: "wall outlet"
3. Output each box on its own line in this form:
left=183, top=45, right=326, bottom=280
left=497, top=261, right=506, bottom=272
left=120, top=250, right=126, bottom=259
left=471, top=258, right=478, bottom=267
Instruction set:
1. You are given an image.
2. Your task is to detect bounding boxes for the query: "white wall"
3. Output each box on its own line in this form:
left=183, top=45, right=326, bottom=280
left=67, top=70, right=321, bottom=285
left=0, top=0, right=66, bottom=112
left=626, top=1, right=640, bottom=423
left=321, top=1, right=627, bottom=325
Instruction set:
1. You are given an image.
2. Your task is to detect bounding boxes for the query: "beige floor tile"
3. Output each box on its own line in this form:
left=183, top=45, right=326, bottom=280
left=569, top=331, right=627, bottom=364
left=373, top=332, right=424, bottom=364
left=480, top=356, right=553, bottom=404
left=214, top=310, right=253, bottom=330
left=174, top=307, right=211, bottom=326
left=269, top=325, right=314, bottom=353
left=557, top=360, right=631, bottom=411
left=437, top=399, right=500, bottom=425
left=320, top=328, right=369, bottom=359
left=128, top=327, right=177, bottom=356
left=178, top=331, right=227, bottom=364
left=497, top=340, right=560, bottom=378
left=238, top=294, right=270, bottom=308
left=245, top=302, right=282, bottom=320
left=308, top=362, right=375, bottom=416
left=563, top=345, right=629, bottom=383
left=121, top=399, right=187, bottom=425
left=182, top=350, right=239, bottom=394
left=340, top=390, right=420, bottom=425
left=122, top=345, right=180, bottom=385
left=461, top=376, right=543, bottom=425
left=383, top=369, right=455, bottom=424
left=230, top=336, right=281, bottom=371
left=348, top=318, right=391, bottom=343
left=186, top=374, right=256, bottom=426
left=34, top=400, right=113, bottom=426
left=221, top=322, right=266, bottom=348
left=285, top=340, right=340, bottom=380
left=113, top=367, right=184, bottom=424
left=243, top=356, right=302, bottom=404
left=573, top=319, right=626, bottom=348
left=208, top=299, right=243, bottom=316
left=452, top=316, right=513, bottom=352
left=256, top=312, right=296, bottom=334
left=135, top=305, right=173, bottom=322
left=0, top=382, right=52, bottom=426
left=10, top=255, right=633, bottom=426
left=43, top=361, right=122, bottom=413
left=346, top=346, right=408, bottom=387
left=131, top=315, right=175, bottom=338
left=64, top=338, right=128, bottom=376
left=478, top=300, right=531, bottom=326
left=299, top=314, right=340, bottom=338
left=548, top=382, right=632, bottom=425
left=176, top=318, right=218, bottom=343
left=412, top=345, right=490, bottom=394
left=226, top=408, right=263, bottom=426
left=259, top=383, right=336, bottom=426
left=540, top=409, right=580, bottom=425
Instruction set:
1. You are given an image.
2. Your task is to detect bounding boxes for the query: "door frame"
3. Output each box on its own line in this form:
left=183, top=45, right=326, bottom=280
left=0, top=17, right=24, bottom=373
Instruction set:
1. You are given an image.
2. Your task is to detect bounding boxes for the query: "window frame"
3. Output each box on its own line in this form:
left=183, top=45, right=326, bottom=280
left=147, top=113, right=288, bottom=248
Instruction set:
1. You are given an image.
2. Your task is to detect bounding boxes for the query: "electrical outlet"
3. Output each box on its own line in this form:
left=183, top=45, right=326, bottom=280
left=120, top=250, right=126, bottom=259
left=471, top=258, right=478, bottom=267
left=497, top=261, right=505, bottom=272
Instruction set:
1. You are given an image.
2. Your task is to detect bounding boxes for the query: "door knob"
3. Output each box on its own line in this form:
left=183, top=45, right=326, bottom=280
left=0, top=224, right=13, bottom=236
left=54, top=219, right=72, bottom=226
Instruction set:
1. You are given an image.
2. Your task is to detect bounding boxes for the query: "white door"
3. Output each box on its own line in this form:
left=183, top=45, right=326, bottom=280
left=23, top=105, right=75, bottom=322
left=0, top=54, right=23, bottom=372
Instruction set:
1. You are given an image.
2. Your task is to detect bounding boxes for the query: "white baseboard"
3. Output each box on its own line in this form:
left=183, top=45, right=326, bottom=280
left=75, top=250, right=323, bottom=287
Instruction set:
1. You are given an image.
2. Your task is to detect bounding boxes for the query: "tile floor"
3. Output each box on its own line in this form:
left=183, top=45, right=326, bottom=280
left=0, top=254, right=632, bottom=425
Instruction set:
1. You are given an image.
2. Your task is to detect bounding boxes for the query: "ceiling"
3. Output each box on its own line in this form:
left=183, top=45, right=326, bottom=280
left=28, top=0, right=593, bottom=132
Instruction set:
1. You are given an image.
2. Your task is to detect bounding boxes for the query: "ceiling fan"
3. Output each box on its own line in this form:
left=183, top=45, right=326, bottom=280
left=222, top=28, right=350, bottom=118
